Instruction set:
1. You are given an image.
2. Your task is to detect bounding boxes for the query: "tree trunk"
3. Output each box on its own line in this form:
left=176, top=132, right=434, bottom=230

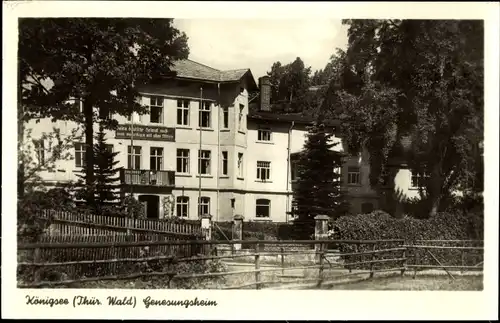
left=84, top=99, right=95, bottom=206
left=428, top=195, right=441, bottom=218
left=427, top=164, right=444, bottom=218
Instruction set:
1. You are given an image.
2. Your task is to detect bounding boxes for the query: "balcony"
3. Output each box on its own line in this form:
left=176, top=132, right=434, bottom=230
left=120, top=169, right=175, bottom=187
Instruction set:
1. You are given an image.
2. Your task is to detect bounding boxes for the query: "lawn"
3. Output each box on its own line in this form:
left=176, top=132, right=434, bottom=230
left=321, top=274, right=483, bottom=291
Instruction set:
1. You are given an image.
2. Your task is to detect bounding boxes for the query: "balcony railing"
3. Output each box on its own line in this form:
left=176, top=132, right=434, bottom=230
left=120, top=169, right=175, bottom=187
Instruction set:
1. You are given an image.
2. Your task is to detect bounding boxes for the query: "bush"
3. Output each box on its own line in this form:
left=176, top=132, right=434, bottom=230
left=17, top=185, right=78, bottom=243
left=332, top=210, right=483, bottom=270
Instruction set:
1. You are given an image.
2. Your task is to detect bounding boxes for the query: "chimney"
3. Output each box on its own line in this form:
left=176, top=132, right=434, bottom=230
left=258, top=76, right=271, bottom=112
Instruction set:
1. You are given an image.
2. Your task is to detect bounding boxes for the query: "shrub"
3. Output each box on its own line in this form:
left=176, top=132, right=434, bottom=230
left=332, top=210, right=483, bottom=270
left=17, top=185, right=79, bottom=243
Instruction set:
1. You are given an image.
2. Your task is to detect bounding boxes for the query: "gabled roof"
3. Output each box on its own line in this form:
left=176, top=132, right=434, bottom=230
left=170, top=59, right=257, bottom=90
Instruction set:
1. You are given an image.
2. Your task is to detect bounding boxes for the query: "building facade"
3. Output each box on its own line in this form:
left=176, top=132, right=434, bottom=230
left=24, top=59, right=425, bottom=222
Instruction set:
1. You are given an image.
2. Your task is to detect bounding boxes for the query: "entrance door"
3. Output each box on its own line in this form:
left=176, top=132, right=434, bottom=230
left=138, top=195, right=160, bottom=219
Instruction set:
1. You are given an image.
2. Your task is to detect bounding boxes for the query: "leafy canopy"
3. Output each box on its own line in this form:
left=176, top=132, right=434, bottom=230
left=323, top=19, right=483, bottom=217
left=19, top=18, right=190, bottom=127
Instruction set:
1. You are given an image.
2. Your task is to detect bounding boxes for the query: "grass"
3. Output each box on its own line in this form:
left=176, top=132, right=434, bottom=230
left=321, top=274, right=483, bottom=291
left=37, top=264, right=483, bottom=291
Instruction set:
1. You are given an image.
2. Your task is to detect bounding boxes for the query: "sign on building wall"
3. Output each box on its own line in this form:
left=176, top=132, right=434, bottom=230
left=115, top=124, right=175, bottom=142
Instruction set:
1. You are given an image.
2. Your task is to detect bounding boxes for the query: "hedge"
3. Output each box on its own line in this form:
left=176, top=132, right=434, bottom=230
left=332, top=210, right=484, bottom=271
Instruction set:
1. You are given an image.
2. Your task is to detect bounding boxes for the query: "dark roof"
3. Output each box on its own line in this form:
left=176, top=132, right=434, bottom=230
left=170, top=59, right=257, bottom=90
left=248, top=110, right=339, bottom=127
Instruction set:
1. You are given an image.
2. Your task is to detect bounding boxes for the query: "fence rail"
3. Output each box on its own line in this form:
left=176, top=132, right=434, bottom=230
left=17, top=239, right=484, bottom=289
left=38, top=210, right=202, bottom=237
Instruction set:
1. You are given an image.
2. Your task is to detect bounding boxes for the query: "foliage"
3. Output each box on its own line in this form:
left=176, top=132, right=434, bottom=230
left=17, top=184, right=77, bottom=243
left=76, top=125, right=121, bottom=212
left=310, top=49, right=347, bottom=86
left=18, top=126, right=81, bottom=197
left=323, top=19, right=484, bottom=218
left=331, top=210, right=483, bottom=270
left=266, top=57, right=312, bottom=113
left=108, top=196, right=146, bottom=219
left=293, top=122, right=349, bottom=237
left=19, top=18, right=190, bottom=193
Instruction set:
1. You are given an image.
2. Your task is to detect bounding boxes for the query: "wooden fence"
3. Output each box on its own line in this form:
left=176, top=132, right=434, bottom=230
left=38, top=210, right=202, bottom=237
left=17, top=239, right=484, bottom=289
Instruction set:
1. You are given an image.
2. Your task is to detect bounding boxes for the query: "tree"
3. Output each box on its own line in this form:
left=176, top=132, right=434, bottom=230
left=266, top=57, right=312, bottom=112
left=310, top=51, right=345, bottom=86
left=19, top=18, right=189, bottom=204
left=77, top=125, right=121, bottom=213
left=293, top=122, right=349, bottom=235
left=324, top=19, right=483, bottom=218
left=18, top=126, right=80, bottom=197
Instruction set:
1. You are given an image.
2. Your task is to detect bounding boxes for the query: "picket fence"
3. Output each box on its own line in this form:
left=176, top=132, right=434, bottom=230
left=38, top=210, right=202, bottom=237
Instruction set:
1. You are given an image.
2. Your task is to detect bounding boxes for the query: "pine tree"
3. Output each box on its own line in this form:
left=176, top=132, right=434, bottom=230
left=77, top=125, right=121, bottom=213
left=94, top=126, right=121, bottom=209
left=293, top=122, right=349, bottom=236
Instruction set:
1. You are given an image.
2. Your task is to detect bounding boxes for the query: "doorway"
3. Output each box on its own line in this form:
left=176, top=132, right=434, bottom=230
left=138, top=195, right=160, bottom=219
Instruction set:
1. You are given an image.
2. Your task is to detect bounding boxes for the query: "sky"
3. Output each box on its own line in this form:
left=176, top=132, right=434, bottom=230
left=172, top=19, right=349, bottom=80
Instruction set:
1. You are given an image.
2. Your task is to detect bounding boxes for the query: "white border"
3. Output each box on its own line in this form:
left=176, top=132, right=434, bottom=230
left=2, top=1, right=499, bottom=320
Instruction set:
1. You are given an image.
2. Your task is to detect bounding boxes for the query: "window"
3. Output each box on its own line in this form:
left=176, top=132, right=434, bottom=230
left=257, top=127, right=272, bottom=142
left=127, top=112, right=140, bottom=122
left=256, top=161, right=271, bottom=181
left=221, top=151, right=228, bottom=176
left=176, top=149, right=190, bottom=174
left=411, top=171, right=430, bottom=188
left=198, top=150, right=211, bottom=175
left=176, top=196, right=189, bottom=218
left=128, top=146, right=142, bottom=169
left=347, top=166, right=360, bottom=185
left=198, top=196, right=210, bottom=216
left=237, top=153, right=244, bottom=178
left=74, top=142, right=86, bottom=168
left=149, top=96, right=163, bottom=124
left=199, top=102, right=211, bottom=128
left=256, top=199, right=271, bottom=218
left=150, top=147, right=163, bottom=170
left=177, top=99, right=190, bottom=126
left=33, top=140, right=45, bottom=165
left=222, top=107, right=229, bottom=129
left=238, top=104, right=244, bottom=131
left=71, top=99, right=83, bottom=113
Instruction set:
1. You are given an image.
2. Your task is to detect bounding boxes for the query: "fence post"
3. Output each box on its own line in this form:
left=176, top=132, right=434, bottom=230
left=280, top=247, right=285, bottom=276
left=201, top=214, right=212, bottom=255
left=33, top=247, right=42, bottom=283
left=461, top=241, right=465, bottom=273
left=255, top=243, right=261, bottom=290
left=369, top=244, right=376, bottom=279
left=317, top=243, right=325, bottom=288
left=201, top=214, right=212, bottom=240
left=314, top=215, right=329, bottom=263
left=232, top=214, right=244, bottom=251
left=401, top=243, right=407, bottom=276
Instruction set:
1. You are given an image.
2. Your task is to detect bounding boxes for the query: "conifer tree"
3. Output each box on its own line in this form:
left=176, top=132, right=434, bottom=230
left=293, top=122, right=349, bottom=236
left=77, top=125, right=121, bottom=213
